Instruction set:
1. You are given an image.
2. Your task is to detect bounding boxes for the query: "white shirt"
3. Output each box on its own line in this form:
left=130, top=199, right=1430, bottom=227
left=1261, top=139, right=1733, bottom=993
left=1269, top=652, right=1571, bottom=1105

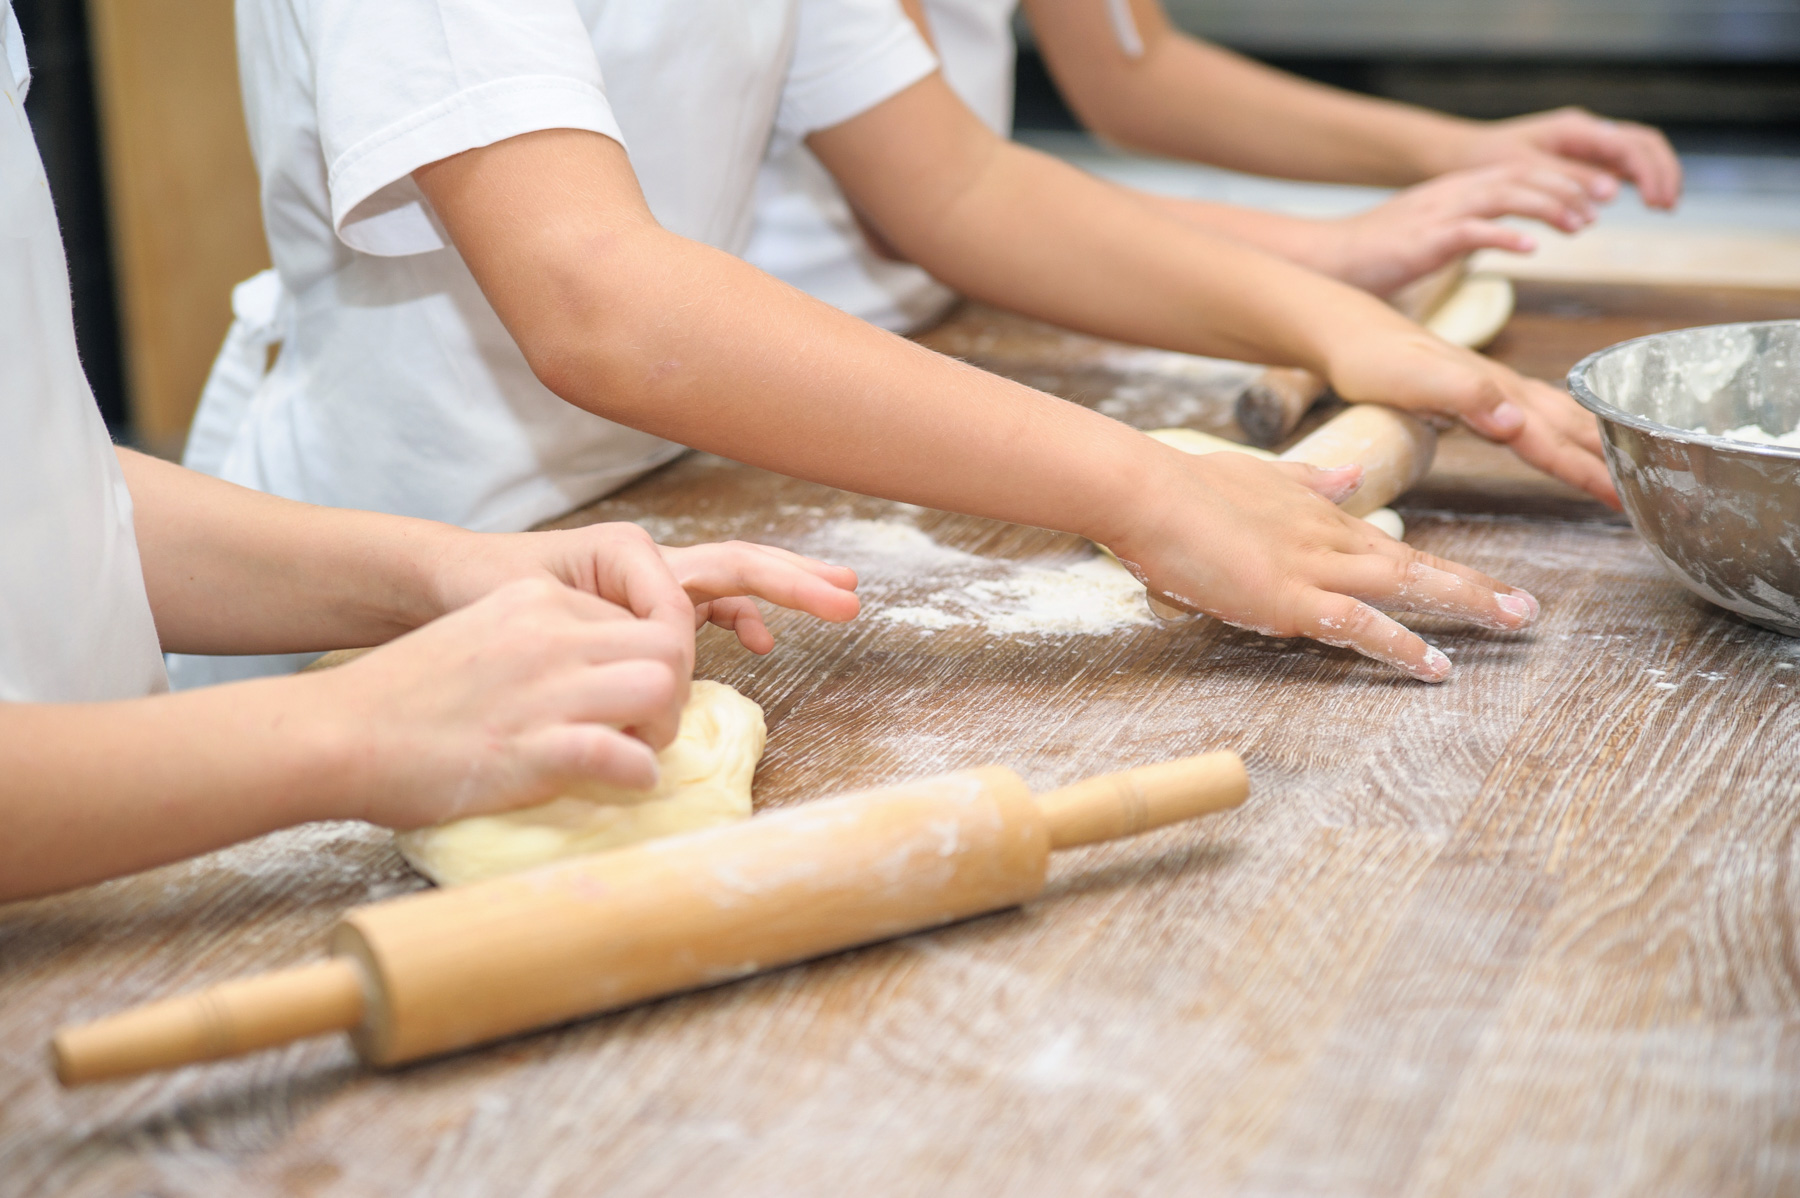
left=171, top=0, right=935, bottom=687
left=742, top=0, right=1018, bottom=333
left=0, top=5, right=168, bottom=702
left=188, top=0, right=935, bottom=534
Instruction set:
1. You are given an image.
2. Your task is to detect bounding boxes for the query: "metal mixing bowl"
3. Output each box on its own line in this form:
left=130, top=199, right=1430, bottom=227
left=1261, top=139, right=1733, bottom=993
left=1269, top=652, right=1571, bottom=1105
left=1569, top=320, right=1800, bottom=636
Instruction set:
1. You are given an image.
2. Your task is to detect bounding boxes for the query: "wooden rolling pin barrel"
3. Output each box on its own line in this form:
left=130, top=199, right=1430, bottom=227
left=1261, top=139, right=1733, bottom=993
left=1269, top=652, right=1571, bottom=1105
left=53, top=752, right=1249, bottom=1085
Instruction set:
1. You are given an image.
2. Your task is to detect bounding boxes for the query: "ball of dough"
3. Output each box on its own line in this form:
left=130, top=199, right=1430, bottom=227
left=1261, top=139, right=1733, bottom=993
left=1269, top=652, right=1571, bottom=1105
left=397, top=680, right=766, bottom=886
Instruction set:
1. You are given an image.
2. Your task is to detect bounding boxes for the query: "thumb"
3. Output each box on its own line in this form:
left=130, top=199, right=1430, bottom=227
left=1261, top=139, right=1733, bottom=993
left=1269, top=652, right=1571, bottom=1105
left=520, top=723, right=662, bottom=797
left=1454, top=374, right=1528, bottom=441
left=1277, top=461, right=1364, bottom=505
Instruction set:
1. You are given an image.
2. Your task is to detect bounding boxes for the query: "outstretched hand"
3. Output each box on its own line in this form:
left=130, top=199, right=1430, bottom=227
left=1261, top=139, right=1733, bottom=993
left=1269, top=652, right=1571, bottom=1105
left=1325, top=162, right=1598, bottom=296
left=1450, top=107, right=1683, bottom=211
left=1326, top=329, right=1618, bottom=508
left=1111, top=449, right=1540, bottom=683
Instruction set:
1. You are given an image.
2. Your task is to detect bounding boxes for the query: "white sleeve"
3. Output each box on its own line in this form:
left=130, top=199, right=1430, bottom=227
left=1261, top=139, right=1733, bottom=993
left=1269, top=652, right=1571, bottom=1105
left=310, top=0, right=625, bottom=256
left=775, top=0, right=938, bottom=146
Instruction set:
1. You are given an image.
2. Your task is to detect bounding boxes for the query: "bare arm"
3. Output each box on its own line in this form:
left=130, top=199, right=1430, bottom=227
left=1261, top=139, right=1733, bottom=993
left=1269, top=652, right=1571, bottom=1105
left=121, top=448, right=459, bottom=654
left=1023, top=0, right=1681, bottom=206
left=0, top=457, right=862, bottom=901
left=0, top=581, right=683, bottom=901
left=810, top=75, right=1612, bottom=502
left=413, top=125, right=1543, bottom=693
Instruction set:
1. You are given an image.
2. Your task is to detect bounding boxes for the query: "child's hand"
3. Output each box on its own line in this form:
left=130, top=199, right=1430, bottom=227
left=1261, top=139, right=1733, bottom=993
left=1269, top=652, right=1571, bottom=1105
left=656, top=541, right=860, bottom=653
left=430, top=522, right=860, bottom=663
left=1324, top=327, right=1618, bottom=508
left=1110, top=450, right=1539, bottom=683
left=319, top=578, right=687, bottom=830
left=1321, top=164, right=1596, bottom=296
left=1448, top=107, right=1682, bottom=211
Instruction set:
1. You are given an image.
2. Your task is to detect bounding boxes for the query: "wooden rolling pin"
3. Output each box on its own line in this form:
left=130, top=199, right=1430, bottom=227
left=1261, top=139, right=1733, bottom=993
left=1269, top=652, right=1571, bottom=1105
left=52, top=753, right=1248, bottom=1085
left=1279, top=403, right=1436, bottom=519
left=1234, top=259, right=1473, bottom=446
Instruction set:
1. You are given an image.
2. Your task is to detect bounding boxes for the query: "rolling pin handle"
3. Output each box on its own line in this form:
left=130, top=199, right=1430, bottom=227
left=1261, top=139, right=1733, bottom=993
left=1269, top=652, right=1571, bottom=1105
left=1036, top=751, right=1249, bottom=850
left=52, top=958, right=366, bottom=1086
left=1236, top=367, right=1329, bottom=447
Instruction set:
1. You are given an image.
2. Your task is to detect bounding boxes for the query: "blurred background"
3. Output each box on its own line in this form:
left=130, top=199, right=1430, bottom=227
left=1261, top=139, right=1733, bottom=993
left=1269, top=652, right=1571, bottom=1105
left=14, top=0, right=1800, bottom=452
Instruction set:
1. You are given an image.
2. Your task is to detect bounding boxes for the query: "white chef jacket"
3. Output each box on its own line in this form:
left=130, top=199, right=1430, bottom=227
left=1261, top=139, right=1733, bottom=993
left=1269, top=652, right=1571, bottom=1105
left=171, top=0, right=937, bottom=688
left=741, top=0, right=1018, bottom=333
left=0, top=6, right=168, bottom=703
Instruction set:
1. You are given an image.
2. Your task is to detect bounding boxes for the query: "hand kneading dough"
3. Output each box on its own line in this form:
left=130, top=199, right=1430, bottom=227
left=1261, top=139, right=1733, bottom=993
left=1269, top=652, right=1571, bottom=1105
left=397, top=680, right=765, bottom=886
left=1142, top=427, right=1405, bottom=539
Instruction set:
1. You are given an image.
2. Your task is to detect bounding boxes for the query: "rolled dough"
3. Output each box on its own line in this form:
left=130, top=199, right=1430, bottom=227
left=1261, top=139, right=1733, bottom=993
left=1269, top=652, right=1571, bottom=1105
left=1423, top=272, right=1513, bottom=351
left=397, top=680, right=766, bottom=886
left=1141, top=427, right=1405, bottom=539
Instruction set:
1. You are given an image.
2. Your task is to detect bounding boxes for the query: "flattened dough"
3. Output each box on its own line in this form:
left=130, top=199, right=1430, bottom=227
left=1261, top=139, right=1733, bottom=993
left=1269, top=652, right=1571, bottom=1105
left=397, top=680, right=765, bottom=886
left=1141, top=427, right=1405, bottom=539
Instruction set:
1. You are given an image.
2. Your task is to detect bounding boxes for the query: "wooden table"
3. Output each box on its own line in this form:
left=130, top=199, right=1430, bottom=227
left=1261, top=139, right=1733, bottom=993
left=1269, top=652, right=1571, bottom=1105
left=8, top=281, right=1800, bottom=1197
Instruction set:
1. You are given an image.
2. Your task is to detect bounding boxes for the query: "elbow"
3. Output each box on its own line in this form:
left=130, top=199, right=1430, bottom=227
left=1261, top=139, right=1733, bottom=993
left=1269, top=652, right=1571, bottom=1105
left=506, top=232, right=660, bottom=412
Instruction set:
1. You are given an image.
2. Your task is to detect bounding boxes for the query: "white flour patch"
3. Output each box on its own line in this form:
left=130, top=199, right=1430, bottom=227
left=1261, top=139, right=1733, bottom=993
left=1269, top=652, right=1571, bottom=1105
left=800, top=518, right=986, bottom=575
left=884, top=605, right=963, bottom=631
left=956, top=557, right=1158, bottom=636
left=798, top=517, right=1156, bottom=638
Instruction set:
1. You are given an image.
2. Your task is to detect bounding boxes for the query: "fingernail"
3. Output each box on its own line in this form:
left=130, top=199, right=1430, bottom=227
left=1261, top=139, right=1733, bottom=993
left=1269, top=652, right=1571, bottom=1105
left=1496, top=593, right=1534, bottom=625
left=1487, top=402, right=1525, bottom=433
left=1418, top=646, right=1452, bottom=682
left=1508, top=587, right=1541, bottom=621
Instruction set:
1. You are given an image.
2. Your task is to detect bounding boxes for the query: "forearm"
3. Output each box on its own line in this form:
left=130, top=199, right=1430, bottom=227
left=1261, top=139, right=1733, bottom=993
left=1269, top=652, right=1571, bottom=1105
left=0, top=676, right=349, bottom=901
left=420, top=132, right=1172, bottom=550
left=526, top=234, right=1150, bottom=544
left=821, top=105, right=1415, bottom=369
left=1135, top=192, right=1346, bottom=281
left=120, top=450, right=462, bottom=655
left=1027, top=0, right=1472, bottom=185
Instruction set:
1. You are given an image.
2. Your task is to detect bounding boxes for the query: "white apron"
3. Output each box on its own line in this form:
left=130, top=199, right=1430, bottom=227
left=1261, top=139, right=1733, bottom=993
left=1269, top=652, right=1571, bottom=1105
left=0, top=5, right=168, bottom=702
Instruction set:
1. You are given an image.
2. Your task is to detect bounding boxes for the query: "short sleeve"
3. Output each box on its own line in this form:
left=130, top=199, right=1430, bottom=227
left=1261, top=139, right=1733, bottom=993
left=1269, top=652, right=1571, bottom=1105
left=775, top=0, right=938, bottom=147
left=311, top=0, right=625, bottom=256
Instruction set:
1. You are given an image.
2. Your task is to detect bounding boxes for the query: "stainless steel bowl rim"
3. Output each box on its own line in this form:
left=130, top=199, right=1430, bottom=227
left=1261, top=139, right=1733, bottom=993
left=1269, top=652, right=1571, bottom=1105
left=1567, top=319, right=1800, bottom=460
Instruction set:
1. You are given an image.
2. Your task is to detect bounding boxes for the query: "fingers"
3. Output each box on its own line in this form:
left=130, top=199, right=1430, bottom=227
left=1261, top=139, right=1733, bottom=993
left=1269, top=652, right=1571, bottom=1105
left=1539, top=111, right=1684, bottom=210
left=1331, top=555, right=1536, bottom=631
left=1516, top=378, right=1605, bottom=455
left=1442, top=371, right=1528, bottom=440
left=519, top=720, right=663, bottom=797
left=1433, top=218, right=1536, bottom=262
left=1297, top=590, right=1453, bottom=683
left=585, top=526, right=700, bottom=678
left=1465, top=386, right=1618, bottom=508
left=1477, top=180, right=1591, bottom=234
left=662, top=541, right=861, bottom=624
left=697, top=596, right=776, bottom=655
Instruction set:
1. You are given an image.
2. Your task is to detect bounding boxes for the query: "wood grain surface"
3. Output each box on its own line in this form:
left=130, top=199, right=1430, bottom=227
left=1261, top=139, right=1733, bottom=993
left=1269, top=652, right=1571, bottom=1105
left=6, top=283, right=1800, bottom=1197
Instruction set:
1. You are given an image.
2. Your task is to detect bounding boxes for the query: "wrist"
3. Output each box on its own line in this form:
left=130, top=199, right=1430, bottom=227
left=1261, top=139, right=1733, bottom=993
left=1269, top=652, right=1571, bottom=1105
left=410, top=523, right=496, bottom=626
left=273, top=665, right=391, bottom=825
left=1072, top=428, right=1193, bottom=559
left=1404, top=113, right=1487, bottom=179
